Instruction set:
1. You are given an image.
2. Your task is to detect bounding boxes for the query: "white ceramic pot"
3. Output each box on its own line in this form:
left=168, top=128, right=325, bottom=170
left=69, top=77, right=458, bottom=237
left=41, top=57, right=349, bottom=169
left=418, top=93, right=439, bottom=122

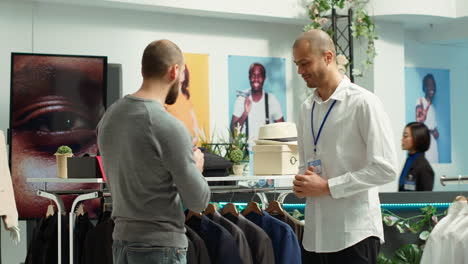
left=232, top=164, right=245, bottom=176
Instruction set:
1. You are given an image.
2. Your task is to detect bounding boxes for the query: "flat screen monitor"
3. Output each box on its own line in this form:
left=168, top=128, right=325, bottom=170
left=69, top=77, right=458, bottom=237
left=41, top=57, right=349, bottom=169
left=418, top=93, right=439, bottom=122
left=9, top=53, right=107, bottom=219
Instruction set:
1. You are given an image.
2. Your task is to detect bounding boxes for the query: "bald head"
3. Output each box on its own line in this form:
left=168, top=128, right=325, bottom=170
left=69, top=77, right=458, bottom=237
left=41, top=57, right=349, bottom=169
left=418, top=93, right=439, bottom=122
left=293, top=29, right=336, bottom=57
left=141, top=39, right=184, bottom=80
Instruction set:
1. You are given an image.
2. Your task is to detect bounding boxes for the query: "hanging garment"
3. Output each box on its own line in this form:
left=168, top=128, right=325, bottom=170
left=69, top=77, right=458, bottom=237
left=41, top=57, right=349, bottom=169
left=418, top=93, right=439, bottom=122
left=186, top=225, right=211, bottom=264
left=244, top=210, right=301, bottom=264
left=186, top=214, right=242, bottom=264
left=421, top=200, right=467, bottom=264
left=206, top=211, right=253, bottom=264
left=187, top=239, right=196, bottom=264
left=224, top=212, right=275, bottom=264
left=81, top=218, right=114, bottom=264
left=74, top=213, right=94, bottom=264
left=25, top=214, right=69, bottom=264
left=441, top=203, right=468, bottom=264
left=269, top=211, right=315, bottom=264
left=0, top=130, right=18, bottom=231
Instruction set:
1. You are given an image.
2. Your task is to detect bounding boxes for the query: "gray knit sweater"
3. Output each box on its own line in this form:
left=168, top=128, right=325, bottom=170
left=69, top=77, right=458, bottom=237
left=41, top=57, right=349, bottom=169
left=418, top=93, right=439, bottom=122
left=97, top=95, right=210, bottom=248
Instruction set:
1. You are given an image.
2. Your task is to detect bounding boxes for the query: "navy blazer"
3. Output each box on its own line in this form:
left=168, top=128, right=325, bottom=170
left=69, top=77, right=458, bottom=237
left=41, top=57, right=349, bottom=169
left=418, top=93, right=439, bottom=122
left=186, top=214, right=242, bottom=264
left=244, top=211, right=301, bottom=264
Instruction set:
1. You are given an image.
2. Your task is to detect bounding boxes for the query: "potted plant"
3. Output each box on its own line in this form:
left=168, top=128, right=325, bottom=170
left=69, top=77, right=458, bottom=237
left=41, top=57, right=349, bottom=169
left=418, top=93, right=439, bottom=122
left=55, top=145, right=73, bottom=179
left=228, top=124, right=249, bottom=175
left=229, top=148, right=245, bottom=175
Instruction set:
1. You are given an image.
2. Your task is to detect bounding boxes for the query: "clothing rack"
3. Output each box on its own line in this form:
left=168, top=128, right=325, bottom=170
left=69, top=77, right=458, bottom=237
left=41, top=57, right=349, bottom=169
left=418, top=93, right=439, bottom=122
left=440, top=175, right=468, bottom=186
left=28, top=175, right=294, bottom=264
left=27, top=178, right=105, bottom=264
left=207, top=175, right=294, bottom=209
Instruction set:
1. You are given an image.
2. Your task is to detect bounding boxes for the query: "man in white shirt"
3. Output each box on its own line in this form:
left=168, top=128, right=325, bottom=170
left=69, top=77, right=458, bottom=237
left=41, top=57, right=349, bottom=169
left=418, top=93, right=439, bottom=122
left=292, top=29, right=398, bottom=264
left=230, top=63, right=284, bottom=146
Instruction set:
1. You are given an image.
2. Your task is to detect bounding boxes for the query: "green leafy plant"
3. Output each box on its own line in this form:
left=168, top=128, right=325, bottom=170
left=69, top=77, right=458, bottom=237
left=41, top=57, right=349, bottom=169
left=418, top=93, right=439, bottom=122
left=55, top=145, right=72, bottom=154
left=304, top=0, right=378, bottom=77
left=378, top=244, right=423, bottom=264
left=229, top=148, right=244, bottom=165
left=378, top=206, right=446, bottom=263
left=228, top=124, right=249, bottom=163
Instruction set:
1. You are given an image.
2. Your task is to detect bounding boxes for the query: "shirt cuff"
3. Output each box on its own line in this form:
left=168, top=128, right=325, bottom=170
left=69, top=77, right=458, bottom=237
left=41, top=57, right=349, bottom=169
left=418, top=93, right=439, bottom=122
left=328, top=173, right=349, bottom=199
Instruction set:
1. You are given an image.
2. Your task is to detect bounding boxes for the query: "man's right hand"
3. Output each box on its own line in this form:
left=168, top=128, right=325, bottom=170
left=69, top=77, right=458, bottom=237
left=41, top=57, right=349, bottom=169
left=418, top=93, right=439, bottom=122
left=244, top=97, right=252, bottom=115
left=193, top=148, right=205, bottom=173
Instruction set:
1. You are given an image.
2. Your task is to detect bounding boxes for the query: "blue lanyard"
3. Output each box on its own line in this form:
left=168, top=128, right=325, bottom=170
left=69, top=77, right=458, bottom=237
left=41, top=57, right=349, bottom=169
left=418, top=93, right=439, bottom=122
left=311, top=100, right=337, bottom=153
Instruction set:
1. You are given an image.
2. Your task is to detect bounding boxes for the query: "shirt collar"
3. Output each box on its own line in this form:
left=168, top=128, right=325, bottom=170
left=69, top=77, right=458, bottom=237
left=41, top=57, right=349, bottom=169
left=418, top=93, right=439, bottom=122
left=311, top=75, right=350, bottom=104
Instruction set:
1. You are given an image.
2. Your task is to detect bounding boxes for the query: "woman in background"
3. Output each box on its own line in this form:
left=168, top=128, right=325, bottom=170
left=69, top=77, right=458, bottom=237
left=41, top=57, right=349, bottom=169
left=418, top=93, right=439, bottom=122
left=399, top=122, right=435, bottom=191
left=166, top=65, right=200, bottom=139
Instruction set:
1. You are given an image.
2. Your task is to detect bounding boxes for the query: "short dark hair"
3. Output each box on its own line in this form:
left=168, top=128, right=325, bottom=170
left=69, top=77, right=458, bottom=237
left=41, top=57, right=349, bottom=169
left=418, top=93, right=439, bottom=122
left=249, top=63, right=266, bottom=78
left=406, top=122, right=431, bottom=152
left=422, top=74, right=437, bottom=94
left=141, top=40, right=184, bottom=79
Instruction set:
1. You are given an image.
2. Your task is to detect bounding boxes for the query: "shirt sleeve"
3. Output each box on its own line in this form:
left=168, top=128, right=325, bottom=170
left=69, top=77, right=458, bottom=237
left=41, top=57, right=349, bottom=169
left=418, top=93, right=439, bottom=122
left=328, top=94, right=398, bottom=199
left=233, top=96, right=245, bottom=118
left=155, top=116, right=210, bottom=212
left=268, top=93, right=284, bottom=121
left=297, top=104, right=306, bottom=175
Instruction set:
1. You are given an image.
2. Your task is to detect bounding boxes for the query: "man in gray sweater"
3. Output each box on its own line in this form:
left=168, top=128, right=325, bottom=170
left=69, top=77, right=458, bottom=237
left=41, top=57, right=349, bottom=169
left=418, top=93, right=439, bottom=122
left=97, top=39, right=210, bottom=264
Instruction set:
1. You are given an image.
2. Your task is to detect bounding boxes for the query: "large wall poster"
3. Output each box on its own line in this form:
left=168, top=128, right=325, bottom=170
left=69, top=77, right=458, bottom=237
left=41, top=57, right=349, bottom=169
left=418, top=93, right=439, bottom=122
left=10, top=53, right=107, bottom=218
left=405, top=67, right=451, bottom=164
left=166, top=53, right=210, bottom=143
left=228, top=55, right=287, bottom=147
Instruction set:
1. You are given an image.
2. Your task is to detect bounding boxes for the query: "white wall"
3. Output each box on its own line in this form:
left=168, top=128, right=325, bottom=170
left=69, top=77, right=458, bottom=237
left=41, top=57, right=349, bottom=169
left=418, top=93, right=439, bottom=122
left=0, top=0, right=305, bottom=144
left=372, top=22, right=406, bottom=192
left=0, top=1, right=305, bottom=262
left=405, top=33, right=468, bottom=192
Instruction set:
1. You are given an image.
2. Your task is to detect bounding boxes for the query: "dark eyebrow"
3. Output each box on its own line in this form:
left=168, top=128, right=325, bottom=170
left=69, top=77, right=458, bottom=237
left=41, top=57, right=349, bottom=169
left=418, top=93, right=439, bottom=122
left=294, top=59, right=308, bottom=65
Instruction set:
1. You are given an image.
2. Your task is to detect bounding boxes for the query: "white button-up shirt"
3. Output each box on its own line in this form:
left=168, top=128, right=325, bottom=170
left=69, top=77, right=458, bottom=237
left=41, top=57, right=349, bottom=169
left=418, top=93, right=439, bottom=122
left=297, top=76, right=398, bottom=252
left=421, top=200, right=467, bottom=264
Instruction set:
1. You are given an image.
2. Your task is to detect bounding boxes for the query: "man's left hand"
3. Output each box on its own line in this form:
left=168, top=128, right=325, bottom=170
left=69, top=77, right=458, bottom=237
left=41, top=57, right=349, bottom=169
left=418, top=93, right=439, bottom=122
left=293, top=172, right=330, bottom=198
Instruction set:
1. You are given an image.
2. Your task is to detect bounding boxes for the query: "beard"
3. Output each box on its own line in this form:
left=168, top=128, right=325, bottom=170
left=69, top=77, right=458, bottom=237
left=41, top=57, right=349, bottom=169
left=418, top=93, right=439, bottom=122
left=165, top=75, right=180, bottom=105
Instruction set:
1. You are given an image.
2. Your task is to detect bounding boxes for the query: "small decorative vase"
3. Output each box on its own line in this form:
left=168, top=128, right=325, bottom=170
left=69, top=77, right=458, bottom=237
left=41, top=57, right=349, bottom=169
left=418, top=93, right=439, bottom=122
left=232, top=164, right=245, bottom=176
left=55, top=153, right=73, bottom=179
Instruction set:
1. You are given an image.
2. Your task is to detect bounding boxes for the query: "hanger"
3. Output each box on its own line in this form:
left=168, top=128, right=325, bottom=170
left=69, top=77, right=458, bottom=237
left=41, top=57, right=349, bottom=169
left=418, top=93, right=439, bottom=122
left=242, top=190, right=262, bottom=216
left=242, top=201, right=262, bottom=216
left=454, top=196, right=467, bottom=202
left=186, top=210, right=202, bottom=221
left=221, top=192, right=239, bottom=217
left=266, top=200, right=285, bottom=215
left=204, top=203, right=218, bottom=216
left=221, top=203, right=239, bottom=217
left=75, top=203, right=86, bottom=216
left=266, top=186, right=285, bottom=215
left=45, top=204, right=55, bottom=218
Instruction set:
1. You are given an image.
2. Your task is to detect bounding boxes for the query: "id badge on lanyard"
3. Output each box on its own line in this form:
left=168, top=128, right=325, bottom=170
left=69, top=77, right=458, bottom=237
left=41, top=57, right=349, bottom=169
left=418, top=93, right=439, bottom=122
left=309, top=100, right=337, bottom=176
left=404, top=174, right=416, bottom=191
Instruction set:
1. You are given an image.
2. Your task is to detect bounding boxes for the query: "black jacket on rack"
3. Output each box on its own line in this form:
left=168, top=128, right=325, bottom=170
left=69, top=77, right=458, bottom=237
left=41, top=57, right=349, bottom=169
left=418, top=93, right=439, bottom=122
left=81, top=212, right=114, bottom=264
left=186, top=225, right=211, bottom=264
left=25, top=214, right=69, bottom=264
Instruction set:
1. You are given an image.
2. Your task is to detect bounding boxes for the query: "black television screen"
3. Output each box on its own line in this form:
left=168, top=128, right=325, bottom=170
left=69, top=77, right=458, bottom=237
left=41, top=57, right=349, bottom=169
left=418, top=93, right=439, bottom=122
left=9, top=53, right=107, bottom=219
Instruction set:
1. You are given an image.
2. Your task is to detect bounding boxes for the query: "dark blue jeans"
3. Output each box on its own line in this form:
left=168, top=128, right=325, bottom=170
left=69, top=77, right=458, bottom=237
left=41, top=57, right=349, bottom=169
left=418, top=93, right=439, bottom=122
left=113, top=240, right=187, bottom=264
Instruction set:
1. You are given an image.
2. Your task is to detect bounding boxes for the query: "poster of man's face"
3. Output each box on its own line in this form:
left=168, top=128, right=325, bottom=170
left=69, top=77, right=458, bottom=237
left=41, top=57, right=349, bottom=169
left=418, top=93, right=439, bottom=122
left=10, top=53, right=107, bottom=219
left=405, top=67, right=451, bottom=163
left=228, top=55, right=286, bottom=146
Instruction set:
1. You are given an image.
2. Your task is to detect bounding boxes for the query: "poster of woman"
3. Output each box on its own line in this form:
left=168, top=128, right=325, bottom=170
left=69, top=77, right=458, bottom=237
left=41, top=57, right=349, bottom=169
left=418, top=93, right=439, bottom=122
left=405, top=67, right=451, bottom=163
